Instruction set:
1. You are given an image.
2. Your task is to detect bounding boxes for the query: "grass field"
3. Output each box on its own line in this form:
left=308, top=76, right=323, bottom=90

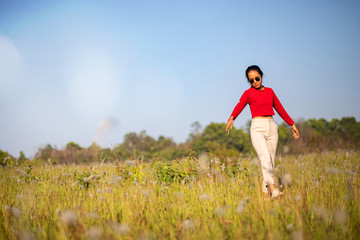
left=1, top=150, right=359, bottom=239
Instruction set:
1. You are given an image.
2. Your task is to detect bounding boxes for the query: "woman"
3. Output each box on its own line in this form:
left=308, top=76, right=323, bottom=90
left=226, top=65, right=300, bottom=200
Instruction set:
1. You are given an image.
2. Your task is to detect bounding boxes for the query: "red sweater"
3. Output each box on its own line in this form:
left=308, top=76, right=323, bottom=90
left=230, top=86, right=294, bottom=126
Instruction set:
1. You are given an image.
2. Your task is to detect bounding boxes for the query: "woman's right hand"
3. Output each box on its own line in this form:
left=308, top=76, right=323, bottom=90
left=226, top=117, right=234, bottom=134
left=291, top=124, right=300, bottom=139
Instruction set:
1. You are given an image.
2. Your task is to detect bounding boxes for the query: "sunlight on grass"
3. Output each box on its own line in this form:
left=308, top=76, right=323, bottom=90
left=0, top=150, right=359, bottom=239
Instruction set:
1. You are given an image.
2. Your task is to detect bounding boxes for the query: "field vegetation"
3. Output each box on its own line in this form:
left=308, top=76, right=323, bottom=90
left=1, top=151, right=359, bottom=239
left=0, top=117, right=359, bottom=239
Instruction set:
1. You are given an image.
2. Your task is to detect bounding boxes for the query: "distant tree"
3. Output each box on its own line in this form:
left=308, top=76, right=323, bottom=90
left=88, top=142, right=102, bottom=152
left=35, top=144, right=54, bottom=160
left=338, top=117, right=360, bottom=140
left=116, top=131, right=157, bottom=160
left=191, top=122, right=251, bottom=157
left=308, top=118, right=329, bottom=137
left=123, top=132, right=139, bottom=158
left=27, top=116, right=360, bottom=164
left=188, top=121, right=202, bottom=142
left=18, top=151, right=27, bottom=161
left=329, top=118, right=340, bottom=131
left=66, top=142, right=82, bottom=151
left=156, top=135, right=176, bottom=151
left=86, top=142, right=103, bottom=162
left=0, top=150, right=15, bottom=166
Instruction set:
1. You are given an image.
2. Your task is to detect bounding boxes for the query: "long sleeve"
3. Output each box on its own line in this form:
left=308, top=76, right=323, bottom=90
left=273, top=93, right=294, bottom=126
left=230, top=91, right=248, bottom=120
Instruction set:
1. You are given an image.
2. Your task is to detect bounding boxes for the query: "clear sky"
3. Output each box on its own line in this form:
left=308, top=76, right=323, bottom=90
left=1, top=0, right=360, bottom=157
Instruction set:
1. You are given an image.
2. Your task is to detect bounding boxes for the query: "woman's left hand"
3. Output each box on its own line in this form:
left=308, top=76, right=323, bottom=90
left=226, top=118, right=234, bottom=134
left=291, top=124, right=300, bottom=139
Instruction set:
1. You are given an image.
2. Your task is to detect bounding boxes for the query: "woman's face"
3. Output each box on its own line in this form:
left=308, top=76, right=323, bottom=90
left=248, top=70, right=262, bottom=89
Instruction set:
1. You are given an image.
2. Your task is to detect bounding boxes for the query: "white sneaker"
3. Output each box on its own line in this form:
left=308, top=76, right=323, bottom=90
left=271, top=189, right=283, bottom=200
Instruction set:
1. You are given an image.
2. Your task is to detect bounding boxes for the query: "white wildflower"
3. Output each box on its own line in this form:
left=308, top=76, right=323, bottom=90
left=198, top=153, right=209, bottom=171
left=19, top=230, right=34, bottom=240
left=86, top=212, right=99, bottom=219
left=283, top=145, right=290, bottom=154
left=138, top=231, right=153, bottom=240
left=214, top=207, right=228, bottom=217
left=112, top=223, right=130, bottom=235
left=326, top=167, right=340, bottom=174
left=199, top=193, right=211, bottom=201
left=110, top=176, right=122, bottom=185
left=236, top=200, right=246, bottom=214
left=182, top=219, right=195, bottom=231
left=220, top=164, right=226, bottom=172
left=141, top=190, right=150, bottom=197
left=286, top=223, right=293, bottom=230
left=334, top=208, right=348, bottom=225
left=292, top=230, right=304, bottom=240
left=250, top=158, right=260, bottom=166
left=269, top=208, right=277, bottom=217
left=16, top=194, right=24, bottom=200
left=311, top=205, right=328, bottom=221
left=86, top=227, right=102, bottom=240
left=282, top=173, right=292, bottom=186
left=125, top=160, right=135, bottom=167
left=60, top=210, right=77, bottom=225
left=12, top=207, right=21, bottom=218
left=174, top=192, right=184, bottom=199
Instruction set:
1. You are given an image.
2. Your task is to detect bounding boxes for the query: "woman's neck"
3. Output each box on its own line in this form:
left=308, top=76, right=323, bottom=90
left=252, top=85, right=264, bottom=90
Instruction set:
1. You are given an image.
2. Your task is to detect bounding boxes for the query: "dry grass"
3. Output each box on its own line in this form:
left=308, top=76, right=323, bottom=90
left=1, top=150, right=359, bottom=239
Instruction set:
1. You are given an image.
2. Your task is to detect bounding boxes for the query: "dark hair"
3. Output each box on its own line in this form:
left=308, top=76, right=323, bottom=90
left=245, top=65, right=263, bottom=82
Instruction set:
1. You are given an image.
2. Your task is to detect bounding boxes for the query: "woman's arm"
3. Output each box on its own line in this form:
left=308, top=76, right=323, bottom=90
left=226, top=91, right=248, bottom=134
left=273, top=92, right=294, bottom=126
left=229, top=96, right=248, bottom=121
left=273, top=91, right=300, bottom=139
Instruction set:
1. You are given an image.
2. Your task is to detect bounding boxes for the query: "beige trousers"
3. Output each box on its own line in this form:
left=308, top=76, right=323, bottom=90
left=250, top=118, right=278, bottom=193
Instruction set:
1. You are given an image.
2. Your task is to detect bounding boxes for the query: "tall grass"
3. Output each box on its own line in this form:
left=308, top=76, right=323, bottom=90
left=1, top=150, right=359, bottom=239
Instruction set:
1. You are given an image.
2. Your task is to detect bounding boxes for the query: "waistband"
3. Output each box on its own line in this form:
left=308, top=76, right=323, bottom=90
left=251, top=118, right=275, bottom=122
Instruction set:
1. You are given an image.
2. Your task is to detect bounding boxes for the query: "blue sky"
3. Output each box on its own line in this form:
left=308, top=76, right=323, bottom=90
left=1, top=0, right=360, bottom=157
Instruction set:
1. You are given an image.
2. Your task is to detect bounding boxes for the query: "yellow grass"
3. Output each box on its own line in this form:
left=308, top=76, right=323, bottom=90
left=1, top=150, right=359, bottom=239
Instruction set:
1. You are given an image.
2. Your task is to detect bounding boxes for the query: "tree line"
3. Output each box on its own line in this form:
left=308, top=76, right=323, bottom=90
left=1, top=117, right=359, bottom=166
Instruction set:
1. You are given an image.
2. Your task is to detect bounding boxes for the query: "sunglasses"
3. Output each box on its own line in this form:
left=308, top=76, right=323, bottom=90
left=249, top=76, right=261, bottom=84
